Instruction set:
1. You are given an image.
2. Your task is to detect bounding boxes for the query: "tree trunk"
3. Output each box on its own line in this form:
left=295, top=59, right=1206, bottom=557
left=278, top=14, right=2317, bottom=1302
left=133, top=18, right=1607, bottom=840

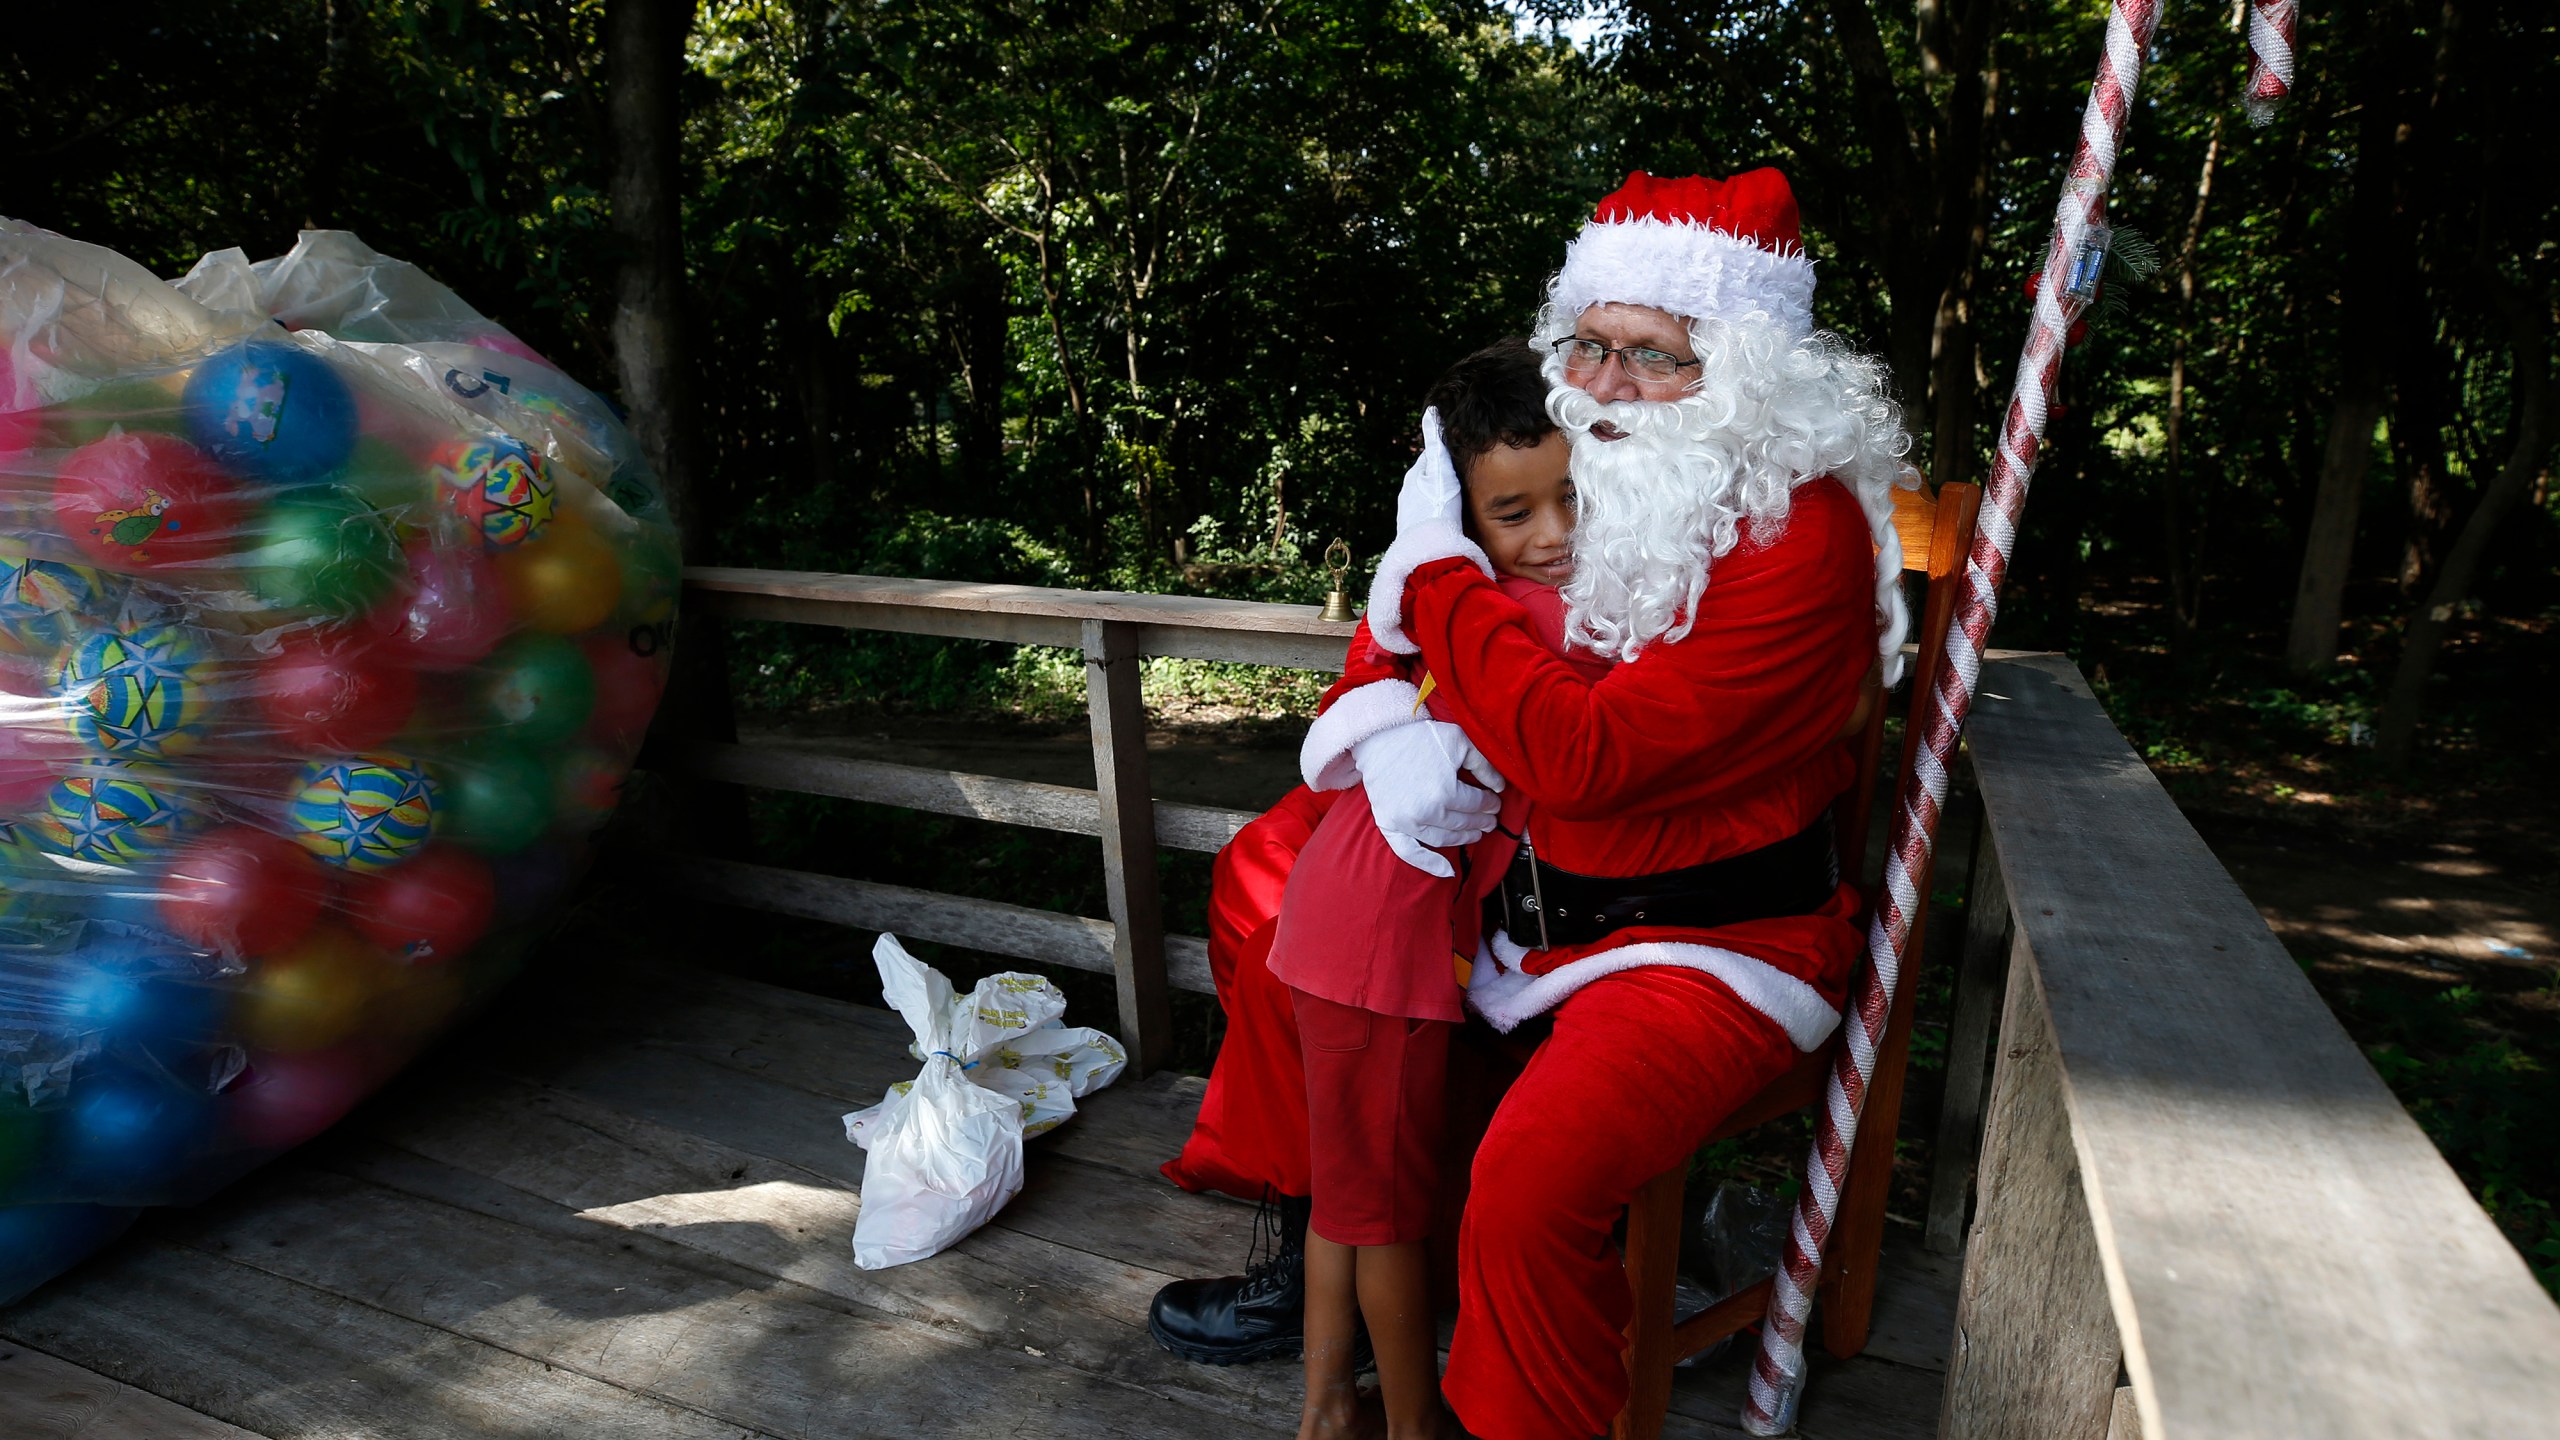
left=2284, top=26, right=2405, bottom=676
left=606, top=0, right=698, bottom=544
left=2374, top=281, right=2552, bottom=770
left=2162, top=115, right=2225, bottom=651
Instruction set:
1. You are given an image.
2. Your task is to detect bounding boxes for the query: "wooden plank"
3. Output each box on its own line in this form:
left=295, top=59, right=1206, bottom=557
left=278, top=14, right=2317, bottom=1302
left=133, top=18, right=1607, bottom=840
left=1937, top=941, right=2120, bottom=1440
left=2105, top=1386, right=2142, bottom=1440
left=685, top=566, right=1351, bottom=644
left=664, top=856, right=1216, bottom=994
left=1085, top=619, right=1172, bottom=1075
left=1927, top=818, right=2014, bottom=1256
left=1, top=1242, right=775, bottom=1440
left=1614, top=1167, right=1688, bottom=1440
left=489, top=1028, right=1257, bottom=1283
left=338, top=1085, right=1302, bottom=1421
left=663, top=742, right=1252, bottom=853
left=153, top=1168, right=1280, bottom=1440
left=0, top=1342, right=265, bottom=1440
left=1968, top=655, right=2560, bottom=1437
left=689, top=587, right=1084, bottom=648
left=556, top=961, right=1216, bottom=1191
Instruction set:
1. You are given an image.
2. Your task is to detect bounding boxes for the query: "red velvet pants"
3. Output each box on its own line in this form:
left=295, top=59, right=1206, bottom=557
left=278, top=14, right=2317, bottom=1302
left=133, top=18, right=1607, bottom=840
left=1163, top=788, right=1800, bottom=1439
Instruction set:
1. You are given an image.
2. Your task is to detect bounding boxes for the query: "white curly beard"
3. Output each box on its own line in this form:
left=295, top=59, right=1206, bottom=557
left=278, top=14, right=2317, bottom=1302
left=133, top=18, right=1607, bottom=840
left=1536, top=305, right=1917, bottom=676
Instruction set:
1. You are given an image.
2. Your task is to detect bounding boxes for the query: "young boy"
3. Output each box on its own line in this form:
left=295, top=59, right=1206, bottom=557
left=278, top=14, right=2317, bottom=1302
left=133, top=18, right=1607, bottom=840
left=1265, top=338, right=1609, bottom=1440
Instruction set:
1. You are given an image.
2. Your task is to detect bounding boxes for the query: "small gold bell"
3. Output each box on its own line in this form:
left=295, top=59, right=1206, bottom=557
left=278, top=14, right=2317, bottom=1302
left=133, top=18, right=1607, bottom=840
left=1318, top=538, right=1358, bottom=623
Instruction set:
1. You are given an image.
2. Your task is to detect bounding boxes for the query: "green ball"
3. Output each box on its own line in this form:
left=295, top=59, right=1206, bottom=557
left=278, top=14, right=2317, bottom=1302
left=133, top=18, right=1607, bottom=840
left=480, top=633, right=595, bottom=745
left=332, top=438, right=435, bottom=529
left=43, top=378, right=191, bottom=448
left=437, top=747, right=554, bottom=854
left=244, top=486, right=405, bottom=616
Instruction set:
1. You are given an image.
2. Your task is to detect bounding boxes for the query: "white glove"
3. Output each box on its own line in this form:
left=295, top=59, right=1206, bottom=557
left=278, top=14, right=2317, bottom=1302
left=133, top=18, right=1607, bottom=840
left=1366, top=408, right=1491, bottom=654
left=1396, top=407, right=1466, bottom=534
left=1354, top=718, right=1505, bottom=879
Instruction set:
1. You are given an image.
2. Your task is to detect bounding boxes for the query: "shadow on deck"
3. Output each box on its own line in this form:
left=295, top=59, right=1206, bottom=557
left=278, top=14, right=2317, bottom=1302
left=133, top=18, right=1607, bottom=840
left=0, top=941, right=1951, bottom=1440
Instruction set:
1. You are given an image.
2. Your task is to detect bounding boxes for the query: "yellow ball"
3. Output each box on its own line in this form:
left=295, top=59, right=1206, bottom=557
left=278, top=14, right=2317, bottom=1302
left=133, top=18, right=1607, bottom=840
left=497, top=517, right=624, bottom=635
left=237, top=926, right=389, bottom=1053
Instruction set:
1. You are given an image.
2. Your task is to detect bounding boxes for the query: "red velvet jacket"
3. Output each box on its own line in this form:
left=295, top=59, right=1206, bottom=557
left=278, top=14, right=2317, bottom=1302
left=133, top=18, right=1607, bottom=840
left=1314, top=477, right=1876, bottom=1025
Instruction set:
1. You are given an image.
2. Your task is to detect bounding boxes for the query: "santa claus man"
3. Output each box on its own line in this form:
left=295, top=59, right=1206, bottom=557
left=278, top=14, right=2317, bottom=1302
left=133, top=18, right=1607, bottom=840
left=1152, top=169, right=1912, bottom=1440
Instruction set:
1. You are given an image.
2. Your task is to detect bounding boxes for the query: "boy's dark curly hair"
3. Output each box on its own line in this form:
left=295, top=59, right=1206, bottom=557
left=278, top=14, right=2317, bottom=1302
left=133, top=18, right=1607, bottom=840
left=1423, top=337, right=1555, bottom=484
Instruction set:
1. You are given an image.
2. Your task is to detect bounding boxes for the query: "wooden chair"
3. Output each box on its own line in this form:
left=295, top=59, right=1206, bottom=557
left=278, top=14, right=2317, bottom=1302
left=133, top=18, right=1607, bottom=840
left=1611, top=478, right=1984, bottom=1440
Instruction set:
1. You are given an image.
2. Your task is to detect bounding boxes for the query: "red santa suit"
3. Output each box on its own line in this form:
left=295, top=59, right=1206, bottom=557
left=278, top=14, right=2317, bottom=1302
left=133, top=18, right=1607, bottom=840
left=1166, top=167, right=1900, bottom=1439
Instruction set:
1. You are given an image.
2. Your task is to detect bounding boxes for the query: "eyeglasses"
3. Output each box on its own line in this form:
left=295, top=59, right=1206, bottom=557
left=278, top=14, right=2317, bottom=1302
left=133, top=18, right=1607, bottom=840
left=1551, top=336, right=1702, bottom=385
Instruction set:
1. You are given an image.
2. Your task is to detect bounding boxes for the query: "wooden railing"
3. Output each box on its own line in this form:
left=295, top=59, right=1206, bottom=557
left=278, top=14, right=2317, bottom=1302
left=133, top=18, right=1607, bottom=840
left=659, top=567, right=1353, bottom=1074
left=1938, top=653, right=2560, bottom=1438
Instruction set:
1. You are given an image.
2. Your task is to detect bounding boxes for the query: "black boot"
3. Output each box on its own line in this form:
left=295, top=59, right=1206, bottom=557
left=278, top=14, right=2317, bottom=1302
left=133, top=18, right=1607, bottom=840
left=1147, top=1190, right=1315, bottom=1365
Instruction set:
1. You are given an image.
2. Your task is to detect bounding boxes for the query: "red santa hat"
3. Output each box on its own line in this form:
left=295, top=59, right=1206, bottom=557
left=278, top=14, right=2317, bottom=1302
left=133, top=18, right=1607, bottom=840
left=1548, top=169, right=1817, bottom=339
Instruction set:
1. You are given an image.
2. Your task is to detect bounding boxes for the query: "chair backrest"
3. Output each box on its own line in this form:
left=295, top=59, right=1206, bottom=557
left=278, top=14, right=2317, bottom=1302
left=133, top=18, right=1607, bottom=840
left=1835, top=480, right=1985, bottom=888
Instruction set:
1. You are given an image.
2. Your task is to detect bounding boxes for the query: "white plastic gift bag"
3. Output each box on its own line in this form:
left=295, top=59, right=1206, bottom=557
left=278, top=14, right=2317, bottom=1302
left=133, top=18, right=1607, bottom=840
left=843, top=934, right=1127, bottom=1269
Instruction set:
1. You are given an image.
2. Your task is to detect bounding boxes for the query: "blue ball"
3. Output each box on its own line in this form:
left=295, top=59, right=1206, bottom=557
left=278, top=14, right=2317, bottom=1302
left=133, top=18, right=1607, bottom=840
left=181, top=339, right=358, bottom=485
left=58, top=941, right=224, bottom=1045
left=62, top=1068, right=211, bottom=1194
left=0, top=1203, right=141, bottom=1304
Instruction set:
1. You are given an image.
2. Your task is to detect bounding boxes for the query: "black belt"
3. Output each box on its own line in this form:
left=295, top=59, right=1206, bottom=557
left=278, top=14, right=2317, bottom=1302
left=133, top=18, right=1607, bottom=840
left=1491, top=816, right=1840, bottom=950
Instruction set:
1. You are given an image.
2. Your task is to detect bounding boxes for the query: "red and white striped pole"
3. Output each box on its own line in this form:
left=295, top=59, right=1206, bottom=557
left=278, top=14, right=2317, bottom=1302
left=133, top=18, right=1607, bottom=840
left=1742, top=0, right=2196, bottom=1430
left=2245, top=0, right=2300, bottom=125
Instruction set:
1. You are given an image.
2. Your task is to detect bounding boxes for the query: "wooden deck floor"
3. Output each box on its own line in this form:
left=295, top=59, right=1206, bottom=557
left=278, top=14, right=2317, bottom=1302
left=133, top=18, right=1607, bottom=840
left=0, top=948, right=1953, bottom=1439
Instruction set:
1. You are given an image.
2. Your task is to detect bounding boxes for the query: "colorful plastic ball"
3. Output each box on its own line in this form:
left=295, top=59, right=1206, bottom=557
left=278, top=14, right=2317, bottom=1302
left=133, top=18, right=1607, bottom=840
left=0, top=1206, right=140, bottom=1303
left=0, top=544, right=116, bottom=658
left=256, top=634, right=417, bottom=753
left=333, top=437, right=433, bottom=527
left=368, top=540, right=511, bottom=669
left=432, top=435, right=555, bottom=550
left=497, top=520, right=623, bottom=635
left=551, top=749, right=624, bottom=837
left=52, top=431, right=249, bottom=572
left=62, top=1068, right=213, bottom=1191
left=480, top=633, right=594, bottom=745
left=221, top=1047, right=381, bottom=1151
left=581, top=631, right=669, bottom=751
left=243, top=486, right=405, bottom=616
left=237, top=925, right=388, bottom=1052
left=180, top=338, right=358, bottom=485
left=348, top=845, right=494, bottom=964
left=159, top=825, right=330, bottom=958
left=435, top=747, right=552, bottom=854
left=53, top=622, right=212, bottom=759
left=32, top=770, right=195, bottom=865
left=59, top=945, right=226, bottom=1046
left=288, top=754, right=438, bottom=874
left=0, top=668, right=82, bottom=813
left=38, top=375, right=192, bottom=449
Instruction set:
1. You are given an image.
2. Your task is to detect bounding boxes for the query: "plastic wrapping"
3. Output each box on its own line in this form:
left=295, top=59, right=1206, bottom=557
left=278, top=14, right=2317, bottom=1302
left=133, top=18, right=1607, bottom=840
left=843, top=934, right=1125, bottom=1269
left=0, top=222, right=679, bottom=1300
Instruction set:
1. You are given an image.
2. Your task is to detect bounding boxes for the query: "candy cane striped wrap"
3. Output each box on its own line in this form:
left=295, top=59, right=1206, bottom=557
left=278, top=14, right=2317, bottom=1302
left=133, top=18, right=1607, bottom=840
left=1739, top=1, right=2167, bottom=1431
left=2246, top=0, right=2300, bottom=126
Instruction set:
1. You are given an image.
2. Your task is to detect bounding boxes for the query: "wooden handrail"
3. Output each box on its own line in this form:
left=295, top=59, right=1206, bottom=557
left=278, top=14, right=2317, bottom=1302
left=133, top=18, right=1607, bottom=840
left=665, top=570, right=1358, bottom=1074
left=1942, top=654, right=2560, bottom=1438
left=684, top=567, right=1353, bottom=672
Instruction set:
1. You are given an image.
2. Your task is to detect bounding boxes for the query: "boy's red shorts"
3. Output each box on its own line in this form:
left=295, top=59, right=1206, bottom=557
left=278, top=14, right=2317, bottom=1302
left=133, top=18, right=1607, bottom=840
left=1290, top=986, right=1453, bottom=1247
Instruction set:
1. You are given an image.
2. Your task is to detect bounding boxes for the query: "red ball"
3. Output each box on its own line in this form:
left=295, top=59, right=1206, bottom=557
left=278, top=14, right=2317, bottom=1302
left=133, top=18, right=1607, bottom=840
left=347, top=845, right=496, bottom=964
left=580, top=631, right=669, bottom=751
left=222, top=1045, right=385, bottom=1151
left=159, top=825, right=331, bottom=958
left=368, top=540, right=511, bottom=669
left=256, top=634, right=418, bottom=752
left=52, top=431, right=248, bottom=572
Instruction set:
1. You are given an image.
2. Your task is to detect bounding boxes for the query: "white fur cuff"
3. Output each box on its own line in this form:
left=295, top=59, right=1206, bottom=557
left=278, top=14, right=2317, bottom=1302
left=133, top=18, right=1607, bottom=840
left=1364, top=521, right=1490, bottom=655
left=1299, top=679, right=1422, bottom=791
left=1468, top=932, right=1842, bottom=1052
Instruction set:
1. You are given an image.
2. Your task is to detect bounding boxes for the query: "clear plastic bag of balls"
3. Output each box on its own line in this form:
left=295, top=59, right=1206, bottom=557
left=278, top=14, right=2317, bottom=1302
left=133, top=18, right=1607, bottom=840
left=0, top=221, right=681, bottom=1302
